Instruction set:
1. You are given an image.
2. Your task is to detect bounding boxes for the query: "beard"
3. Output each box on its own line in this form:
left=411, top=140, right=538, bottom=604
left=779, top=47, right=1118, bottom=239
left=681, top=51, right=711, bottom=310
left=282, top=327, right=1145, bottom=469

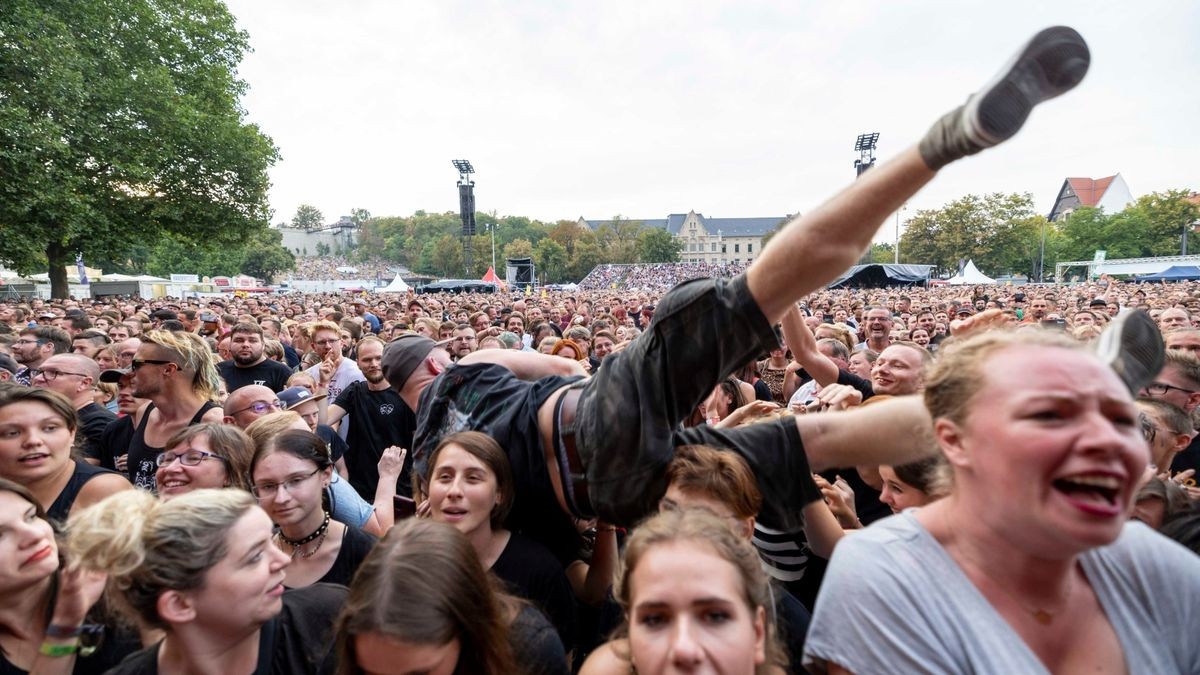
left=233, top=351, right=261, bottom=366
left=364, top=370, right=385, bottom=384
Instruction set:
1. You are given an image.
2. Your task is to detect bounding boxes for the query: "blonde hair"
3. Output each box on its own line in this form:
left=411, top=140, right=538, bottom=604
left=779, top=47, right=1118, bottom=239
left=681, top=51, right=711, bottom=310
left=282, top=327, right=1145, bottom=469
left=141, top=329, right=220, bottom=401
left=924, top=329, right=1079, bottom=426
left=244, top=410, right=306, bottom=449
left=66, top=489, right=256, bottom=629
left=614, top=509, right=786, bottom=673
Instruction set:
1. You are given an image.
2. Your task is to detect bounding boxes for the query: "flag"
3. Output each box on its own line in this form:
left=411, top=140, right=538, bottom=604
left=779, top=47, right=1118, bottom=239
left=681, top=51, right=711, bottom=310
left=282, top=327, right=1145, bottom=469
left=75, top=252, right=89, bottom=284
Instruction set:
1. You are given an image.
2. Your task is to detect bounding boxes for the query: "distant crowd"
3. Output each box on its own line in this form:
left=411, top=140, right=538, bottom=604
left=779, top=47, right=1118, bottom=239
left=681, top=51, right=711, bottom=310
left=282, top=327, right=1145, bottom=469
left=287, top=255, right=400, bottom=282
left=580, top=261, right=750, bottom=291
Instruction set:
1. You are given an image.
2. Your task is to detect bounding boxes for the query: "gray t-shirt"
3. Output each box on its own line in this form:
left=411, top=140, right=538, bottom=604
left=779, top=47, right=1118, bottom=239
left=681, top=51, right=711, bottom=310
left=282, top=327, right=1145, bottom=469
left=804, top=511, right=1200, bottom=674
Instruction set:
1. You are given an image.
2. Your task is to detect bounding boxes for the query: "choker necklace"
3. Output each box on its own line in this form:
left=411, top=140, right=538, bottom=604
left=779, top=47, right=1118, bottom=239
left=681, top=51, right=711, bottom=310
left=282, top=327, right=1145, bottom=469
left=278, top=511, right=330, bottom=557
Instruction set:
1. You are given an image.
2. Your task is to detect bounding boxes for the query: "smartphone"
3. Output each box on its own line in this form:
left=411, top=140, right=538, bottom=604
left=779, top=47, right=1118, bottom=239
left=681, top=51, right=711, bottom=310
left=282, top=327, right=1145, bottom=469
left=1041, top=319, right=1067, bottom=330
left=393, top=495, right=416, bottom=519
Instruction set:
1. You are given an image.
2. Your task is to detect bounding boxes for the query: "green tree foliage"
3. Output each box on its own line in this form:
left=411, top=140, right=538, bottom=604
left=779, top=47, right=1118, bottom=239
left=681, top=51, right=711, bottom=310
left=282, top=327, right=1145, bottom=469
left=534, top=238, right=568, bottom=283
left=865, top=242, right=894, bottom=264
left=900, top=193, right=1046, bottom=277
left=292, top=204, right=324, bottom=230
left=0, top=0, right=278, bottom=297
left=431, top=235, right=463, bottom=277
left=594, top=216, right=642, bottom=264
left=315, top=242, right=331, bottom=257
left=502, top=238, right=534, bottom=262
left=145, top=228, right=293, bottom=282
left=349, top=207, right=371, bottom=228
left=637, top=227, right=682, bottom=263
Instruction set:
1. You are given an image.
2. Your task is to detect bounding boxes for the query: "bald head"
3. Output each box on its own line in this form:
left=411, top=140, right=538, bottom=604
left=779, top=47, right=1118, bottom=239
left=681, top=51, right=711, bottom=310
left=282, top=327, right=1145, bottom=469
left=222, top=384, right=282, bottom=428
left=33, top=353, right=101, bottom=406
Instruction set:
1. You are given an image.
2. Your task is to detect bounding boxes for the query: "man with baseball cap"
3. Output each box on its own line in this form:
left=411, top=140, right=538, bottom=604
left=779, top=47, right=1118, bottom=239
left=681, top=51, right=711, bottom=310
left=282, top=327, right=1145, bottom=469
left=385, top=26, right=1092, bottom=541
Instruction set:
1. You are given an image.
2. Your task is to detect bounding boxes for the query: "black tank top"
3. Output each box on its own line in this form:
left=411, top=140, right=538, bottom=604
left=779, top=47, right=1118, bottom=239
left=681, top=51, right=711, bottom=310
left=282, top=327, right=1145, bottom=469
left=47, top=460, right=115, bottom=524
left=126, top=401, right=219, bottom=492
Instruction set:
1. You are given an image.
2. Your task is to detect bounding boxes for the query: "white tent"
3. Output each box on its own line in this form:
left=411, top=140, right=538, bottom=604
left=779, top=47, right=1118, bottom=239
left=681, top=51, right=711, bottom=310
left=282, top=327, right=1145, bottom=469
left=380, top=274, right=410, bottom=293
left=947, top=260, right=995, bottom=285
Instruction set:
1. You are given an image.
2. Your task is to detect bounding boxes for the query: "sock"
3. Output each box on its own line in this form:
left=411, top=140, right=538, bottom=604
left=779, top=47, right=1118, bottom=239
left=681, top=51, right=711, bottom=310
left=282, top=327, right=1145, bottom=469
left=917, top=102, right=986, bottom=171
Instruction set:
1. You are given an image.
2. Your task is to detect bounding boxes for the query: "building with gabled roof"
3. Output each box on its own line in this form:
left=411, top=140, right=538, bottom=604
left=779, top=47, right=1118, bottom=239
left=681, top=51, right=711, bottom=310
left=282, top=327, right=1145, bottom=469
left=578, top=210, right=789, bottom=264
left=1047, top=174, right=1134, bottom=221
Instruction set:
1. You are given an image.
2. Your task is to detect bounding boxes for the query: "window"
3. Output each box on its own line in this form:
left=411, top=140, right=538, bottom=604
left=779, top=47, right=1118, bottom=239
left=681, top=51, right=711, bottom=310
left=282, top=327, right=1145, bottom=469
left=734, top=244, right=740, bottom=253
left=711, top=242, right=717, bottom=252
left=748, top=243, right=753, bottom=253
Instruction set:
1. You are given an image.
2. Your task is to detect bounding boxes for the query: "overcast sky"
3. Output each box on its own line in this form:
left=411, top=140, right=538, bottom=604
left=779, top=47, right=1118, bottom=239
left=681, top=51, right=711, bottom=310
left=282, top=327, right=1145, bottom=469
left=223, top=1, right=1199, bottom=243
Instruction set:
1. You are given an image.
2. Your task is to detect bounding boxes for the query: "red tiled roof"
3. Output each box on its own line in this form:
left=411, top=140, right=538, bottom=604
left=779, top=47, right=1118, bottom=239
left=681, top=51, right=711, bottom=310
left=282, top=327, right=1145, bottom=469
left=1066, top=175, right=1117, bottom=206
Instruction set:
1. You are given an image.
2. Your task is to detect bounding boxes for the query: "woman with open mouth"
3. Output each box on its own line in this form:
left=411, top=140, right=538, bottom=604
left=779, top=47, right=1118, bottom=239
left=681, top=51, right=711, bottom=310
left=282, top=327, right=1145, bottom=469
left=804, top=329, right=1200, bottom=674
left=67, top=488, right=345, bottom=674
left=423, top=431, right=578, bottom=656
left=0, top=387, right=130, bottom=523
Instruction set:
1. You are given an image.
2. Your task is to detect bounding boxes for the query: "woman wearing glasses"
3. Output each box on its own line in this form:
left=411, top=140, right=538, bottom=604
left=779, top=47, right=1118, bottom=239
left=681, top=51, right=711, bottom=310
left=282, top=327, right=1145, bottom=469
left=155, top=423, right=255, bottom=500
left=0, top=387, right=130, bottom=523
left=251, top=429, right=376, bottom=588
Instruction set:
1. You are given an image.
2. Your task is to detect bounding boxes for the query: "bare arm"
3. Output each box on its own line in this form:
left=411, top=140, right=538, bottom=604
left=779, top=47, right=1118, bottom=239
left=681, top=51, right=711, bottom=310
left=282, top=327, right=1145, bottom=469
left=458, top=349, right=586, bottom=380
left=796, top=396, right=936, bottom=472
left=781, top=305, right=839, bottom=387
left=370, top=447, right=406, bottom=534
left=326, top=403, right=349, bottom=432
left=800, top=497, right=846, bottom=560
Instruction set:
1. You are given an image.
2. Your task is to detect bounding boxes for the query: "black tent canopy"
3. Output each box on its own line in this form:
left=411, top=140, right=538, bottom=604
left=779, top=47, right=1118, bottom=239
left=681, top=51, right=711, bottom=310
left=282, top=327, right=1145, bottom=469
left=827, top=264, right=934, bottom=289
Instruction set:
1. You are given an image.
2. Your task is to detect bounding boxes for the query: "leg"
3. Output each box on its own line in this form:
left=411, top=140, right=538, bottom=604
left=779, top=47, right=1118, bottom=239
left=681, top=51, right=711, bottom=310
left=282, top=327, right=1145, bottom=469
left=749, top=148, right=934, bottom=323
left=750, top=26, right=1090, bottom=324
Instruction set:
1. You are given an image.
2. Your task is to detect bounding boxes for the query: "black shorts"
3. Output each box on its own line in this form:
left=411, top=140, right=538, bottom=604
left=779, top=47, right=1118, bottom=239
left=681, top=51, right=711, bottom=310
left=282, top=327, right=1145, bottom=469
left=575, top=274, right=814, bottom=530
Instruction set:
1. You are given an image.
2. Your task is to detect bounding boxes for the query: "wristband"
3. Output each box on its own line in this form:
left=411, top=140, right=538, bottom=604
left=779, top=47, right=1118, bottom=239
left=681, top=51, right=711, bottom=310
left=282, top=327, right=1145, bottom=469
left=39, top=641, right=79, bottom=657
left=45, top=624, right=83, bottom=639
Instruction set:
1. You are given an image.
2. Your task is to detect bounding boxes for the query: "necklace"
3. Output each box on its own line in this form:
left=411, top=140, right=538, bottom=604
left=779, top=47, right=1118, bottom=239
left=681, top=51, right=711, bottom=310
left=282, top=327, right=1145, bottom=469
left=277, top=511, right=330, bottom=559
left=942, top=511, right=1074, bottom=625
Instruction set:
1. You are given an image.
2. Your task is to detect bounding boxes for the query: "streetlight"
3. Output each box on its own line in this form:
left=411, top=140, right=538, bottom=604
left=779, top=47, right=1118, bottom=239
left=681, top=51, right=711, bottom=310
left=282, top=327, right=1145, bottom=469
left=484, top=223, right=499, bottom=272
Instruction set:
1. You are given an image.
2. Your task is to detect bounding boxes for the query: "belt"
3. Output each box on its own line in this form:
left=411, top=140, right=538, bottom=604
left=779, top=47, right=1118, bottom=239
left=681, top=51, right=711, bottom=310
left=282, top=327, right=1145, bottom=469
left=554, top=384, right=594, bottom=519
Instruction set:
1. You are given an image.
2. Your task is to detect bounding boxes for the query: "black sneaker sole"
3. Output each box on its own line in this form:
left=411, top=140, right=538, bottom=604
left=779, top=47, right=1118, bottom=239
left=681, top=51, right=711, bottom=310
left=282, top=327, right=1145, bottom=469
left=966, top=26, right=1091, bottom=146
left=1094, top=309, right=1164, bottom=395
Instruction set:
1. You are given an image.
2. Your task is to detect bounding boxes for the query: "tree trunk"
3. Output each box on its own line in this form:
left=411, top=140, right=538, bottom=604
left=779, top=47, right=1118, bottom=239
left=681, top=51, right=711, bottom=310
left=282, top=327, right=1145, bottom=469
left=46, top=241, right=69, bottom=299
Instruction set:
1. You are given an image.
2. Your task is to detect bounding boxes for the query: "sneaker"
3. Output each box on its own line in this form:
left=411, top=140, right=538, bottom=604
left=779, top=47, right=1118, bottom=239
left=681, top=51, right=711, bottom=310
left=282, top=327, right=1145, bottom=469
left=964, top=26, right=1091, bottom=147
left=1094, top=309, right=1164, bottom=395
left=919, top=26, right=1090, bottom=170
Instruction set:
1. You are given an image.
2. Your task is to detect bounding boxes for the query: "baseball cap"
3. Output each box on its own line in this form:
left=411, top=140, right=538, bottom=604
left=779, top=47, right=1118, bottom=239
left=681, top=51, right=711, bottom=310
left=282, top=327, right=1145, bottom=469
left=98, top=367, right=132, bottom=384
left=381, top=334, right=441, bottom=390
left=1089, top=299, right=1108, bottom=308
left=277, top=386, right=328, bottom=409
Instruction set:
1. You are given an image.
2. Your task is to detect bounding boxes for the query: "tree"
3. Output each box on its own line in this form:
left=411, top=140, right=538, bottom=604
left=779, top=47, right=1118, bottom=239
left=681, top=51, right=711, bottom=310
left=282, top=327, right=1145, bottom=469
left=349, top=207, right=372, bottom=228
left=594, top=216, right=642, bottom=264
left=568, top=238, right=604, bottom=281
left=502, top=238, right=535, bottom=262
left=315, top=242, right=331, bottom=257
left=637, top=228, right=681, bottom=263
left=292, top=204, right=324, bottom=230
left=898, top=193, right=1041, bottom=277
left=865, top=242, right=894, bottom=264
left=0, top=0, right=278, bottom=298
left=431, top=235, right=463, bottom=277
left=240, top=228, right=295, bottom=282
left=534, top=238, right=568, bottom=283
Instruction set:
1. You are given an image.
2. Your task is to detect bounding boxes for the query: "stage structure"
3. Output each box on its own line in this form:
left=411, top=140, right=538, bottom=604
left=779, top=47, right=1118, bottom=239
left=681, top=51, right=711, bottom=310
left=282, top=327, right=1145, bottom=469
left=453, top=159, right=476, bottom=277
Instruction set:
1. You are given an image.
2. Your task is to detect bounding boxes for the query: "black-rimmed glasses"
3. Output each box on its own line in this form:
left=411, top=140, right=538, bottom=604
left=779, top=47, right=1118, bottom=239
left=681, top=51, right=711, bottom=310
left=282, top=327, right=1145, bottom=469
left=156, top=449, right=231, bottom=467
left=251, top=468, right=320, bottom=499
left=29, top=368, right=88, bottom=381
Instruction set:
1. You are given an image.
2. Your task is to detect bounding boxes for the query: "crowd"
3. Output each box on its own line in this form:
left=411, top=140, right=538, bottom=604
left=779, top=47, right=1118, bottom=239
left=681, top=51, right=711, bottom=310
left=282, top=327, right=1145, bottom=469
left=287, top=256, right=400, bottom=282
left=579, top=261, right=750, bottom=291
left=1, top=26, right=1198, bottom=675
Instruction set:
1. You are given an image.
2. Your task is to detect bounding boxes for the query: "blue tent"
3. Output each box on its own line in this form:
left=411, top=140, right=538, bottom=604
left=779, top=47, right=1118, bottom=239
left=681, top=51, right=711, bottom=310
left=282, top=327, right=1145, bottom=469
left=1135, top=265, right=1200, bottom=282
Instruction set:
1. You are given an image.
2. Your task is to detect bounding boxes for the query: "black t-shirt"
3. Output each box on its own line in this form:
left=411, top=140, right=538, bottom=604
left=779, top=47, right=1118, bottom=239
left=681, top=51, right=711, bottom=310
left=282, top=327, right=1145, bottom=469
left=836, top=368, right=876, bottom=401
left=491, top=532, right=578, bottom=654
left=218, top=359, right=294, bottom=393
left=510, top=604, right=569, bottom=675
left=332, top=382, right=417, bottom=500
left=46, top=460, right=117, bottom=523
left=773, top=582, right=812, bottom=673
left=1172, top=434, right=1200, bottom=474
left=315, top=425, right=348, bottom=464
left=416, top=363, right=585, bottom=567
left=77, top=402, right=116, bottom=461
left=105, top=584, right=347, bottom=674
left=284, top=526, right=376, bottom=589
left=126, top=402, right=218, bottom=492
left=99, top=414, right=135, bottom=471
